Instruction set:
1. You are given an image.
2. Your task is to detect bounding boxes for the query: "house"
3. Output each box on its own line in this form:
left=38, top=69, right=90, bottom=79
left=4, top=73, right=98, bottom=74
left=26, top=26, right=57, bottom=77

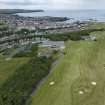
left=90, top=36, right=96, bottom=41
left=38, top=41, right=65, bottom=58
left=41, top=41, right=65, bottom=50
left=81, top=35, right=96, bottom=41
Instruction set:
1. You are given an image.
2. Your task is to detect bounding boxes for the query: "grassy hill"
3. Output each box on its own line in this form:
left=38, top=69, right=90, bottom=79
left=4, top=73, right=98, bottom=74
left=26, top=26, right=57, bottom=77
left=30, top=31, right=105, bottom=105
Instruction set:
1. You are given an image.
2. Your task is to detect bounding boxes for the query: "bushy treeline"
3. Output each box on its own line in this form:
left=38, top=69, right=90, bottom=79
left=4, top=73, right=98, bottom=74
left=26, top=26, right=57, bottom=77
left=15, top=28, right=45, bottom=35
left=15, top=29, right=30, bottom=35
left=15, top=28, right=104, bottom=42
left=0, top=56, right=53, bottom=105
left=43, top=28, right=105, bottom=41
left=0, top=25, right=8, bottom=31
left=0, top=28, right=104, bottom=44
left=0, top=43, right=53, bottom=105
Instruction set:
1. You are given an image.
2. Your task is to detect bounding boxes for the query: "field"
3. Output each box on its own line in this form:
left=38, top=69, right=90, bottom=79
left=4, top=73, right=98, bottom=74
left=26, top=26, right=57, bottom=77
left=0, top=55, right=30, bottom=86
left=30, top=31, right=105, bottom=105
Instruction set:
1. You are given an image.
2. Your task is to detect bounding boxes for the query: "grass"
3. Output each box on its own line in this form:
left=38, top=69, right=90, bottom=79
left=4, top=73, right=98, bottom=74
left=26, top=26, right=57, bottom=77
left=88, top=22, right=105, bottom=29
left=30, top=31, right=105, bottom=105
left=0, top=55, right=30, bottom=86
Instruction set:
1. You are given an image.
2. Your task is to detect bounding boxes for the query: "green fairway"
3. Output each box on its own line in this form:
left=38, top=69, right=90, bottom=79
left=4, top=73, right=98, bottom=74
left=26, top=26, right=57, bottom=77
left=0, top=56, right=29, bottom=86
left=30, top=31, right=105, bottom=105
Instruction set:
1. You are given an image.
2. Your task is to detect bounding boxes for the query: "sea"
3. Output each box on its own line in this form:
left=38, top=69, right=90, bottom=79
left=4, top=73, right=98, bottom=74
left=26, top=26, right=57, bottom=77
left=17, top=10, right=105, bottom=23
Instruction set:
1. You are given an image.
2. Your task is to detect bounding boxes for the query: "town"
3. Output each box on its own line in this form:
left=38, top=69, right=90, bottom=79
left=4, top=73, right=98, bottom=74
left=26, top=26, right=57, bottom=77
left=0, top=14, right=89, bottom=53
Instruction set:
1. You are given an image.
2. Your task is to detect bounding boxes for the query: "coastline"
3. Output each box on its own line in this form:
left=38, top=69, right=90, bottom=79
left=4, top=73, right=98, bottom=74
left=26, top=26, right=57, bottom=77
left=0, top=9, right=44, bottom=14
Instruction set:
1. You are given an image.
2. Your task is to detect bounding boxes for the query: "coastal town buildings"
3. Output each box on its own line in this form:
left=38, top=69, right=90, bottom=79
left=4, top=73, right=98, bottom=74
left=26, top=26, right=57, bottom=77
left=0, top=14, right=89, bottom=52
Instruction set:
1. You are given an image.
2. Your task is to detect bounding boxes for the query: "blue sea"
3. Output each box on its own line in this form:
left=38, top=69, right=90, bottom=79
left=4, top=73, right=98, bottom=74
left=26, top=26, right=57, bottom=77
left=17, top=10, right=105, bottom=22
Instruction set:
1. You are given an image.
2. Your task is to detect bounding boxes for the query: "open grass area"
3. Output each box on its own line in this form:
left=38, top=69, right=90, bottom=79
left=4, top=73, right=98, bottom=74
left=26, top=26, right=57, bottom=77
left=88, top=22, right=105, bottom=29
left=0, top=55, right=30, bottom=86
left=30, top=31, right=105, bottom=105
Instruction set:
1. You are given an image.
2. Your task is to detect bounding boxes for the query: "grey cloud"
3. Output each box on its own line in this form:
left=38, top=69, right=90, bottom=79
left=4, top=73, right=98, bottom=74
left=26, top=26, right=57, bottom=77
left=0, top=1, right=46, bottom=5
left=0, top=0, right=105, bottom=9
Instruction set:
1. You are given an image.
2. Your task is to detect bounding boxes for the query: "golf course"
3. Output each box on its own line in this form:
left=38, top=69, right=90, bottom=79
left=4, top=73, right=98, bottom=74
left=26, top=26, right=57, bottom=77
left=30, top=31, right=105, bottom=105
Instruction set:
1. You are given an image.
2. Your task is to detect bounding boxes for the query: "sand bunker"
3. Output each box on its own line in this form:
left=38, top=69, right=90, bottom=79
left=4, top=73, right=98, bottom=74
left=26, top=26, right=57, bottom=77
left=91, top=81, right=97, bottom=86
left=79, top=90, right=84, bottom=95
left=49, top=81, right=55, bottom=85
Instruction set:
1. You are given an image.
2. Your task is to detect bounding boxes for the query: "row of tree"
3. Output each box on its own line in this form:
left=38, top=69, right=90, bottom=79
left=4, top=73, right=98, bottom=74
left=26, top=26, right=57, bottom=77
left=43, top=28, right=105, bottom=41
left=0, top=27, right=105, bottom=44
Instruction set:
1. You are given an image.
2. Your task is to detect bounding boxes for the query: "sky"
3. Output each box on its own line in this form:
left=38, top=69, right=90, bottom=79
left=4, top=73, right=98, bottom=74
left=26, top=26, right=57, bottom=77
left=0, top=0, right=104, bottom=10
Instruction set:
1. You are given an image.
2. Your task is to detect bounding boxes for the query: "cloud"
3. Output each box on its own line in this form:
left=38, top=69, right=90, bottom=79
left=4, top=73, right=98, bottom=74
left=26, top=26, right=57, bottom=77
left=0, top=0, right=104, bottom=9
left=0, top=0, right=46, bottom=5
